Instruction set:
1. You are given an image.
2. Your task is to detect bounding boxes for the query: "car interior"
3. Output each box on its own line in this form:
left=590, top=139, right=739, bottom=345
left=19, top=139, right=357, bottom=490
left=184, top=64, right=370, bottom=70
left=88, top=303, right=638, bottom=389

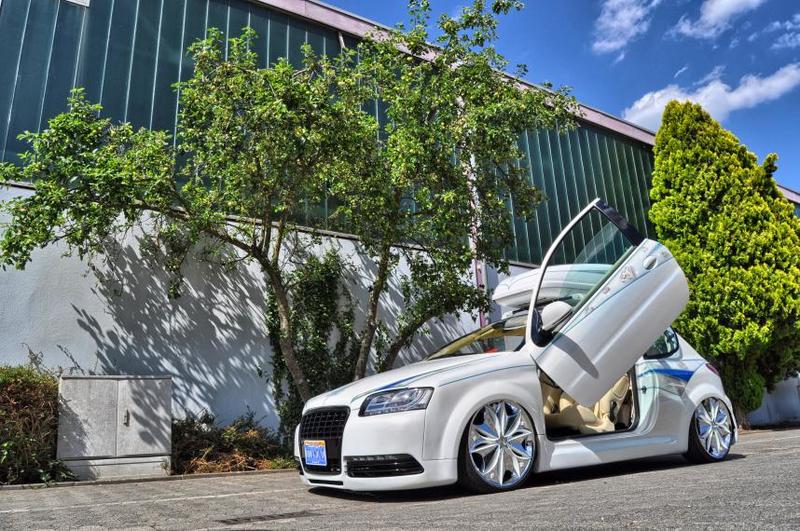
left=540, top=371, right=636, bottom=438
left=426, top=310, right=652, bottom=438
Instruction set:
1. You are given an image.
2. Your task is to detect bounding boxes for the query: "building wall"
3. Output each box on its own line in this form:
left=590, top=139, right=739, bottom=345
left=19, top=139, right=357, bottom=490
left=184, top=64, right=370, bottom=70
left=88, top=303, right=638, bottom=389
left=0, top=0, right=656, bottom=266
left=0, top=0, right=656, bottom=426
left=0, top=183, right=477, bottom=425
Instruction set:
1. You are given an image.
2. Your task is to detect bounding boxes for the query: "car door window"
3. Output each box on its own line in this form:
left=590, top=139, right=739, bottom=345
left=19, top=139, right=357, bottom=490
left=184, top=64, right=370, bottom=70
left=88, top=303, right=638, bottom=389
left=643, top=328, right=680, bottom=359
left=531, top=207, right=637, bottom=346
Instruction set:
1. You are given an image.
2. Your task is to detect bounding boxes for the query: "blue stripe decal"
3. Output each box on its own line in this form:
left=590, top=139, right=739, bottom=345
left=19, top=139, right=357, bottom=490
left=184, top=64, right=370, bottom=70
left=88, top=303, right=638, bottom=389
left=639, top=367, right=696, bottom=382
left=439, top=364, right=533, bottom=387
left=348, top=356, right=496, bottom=401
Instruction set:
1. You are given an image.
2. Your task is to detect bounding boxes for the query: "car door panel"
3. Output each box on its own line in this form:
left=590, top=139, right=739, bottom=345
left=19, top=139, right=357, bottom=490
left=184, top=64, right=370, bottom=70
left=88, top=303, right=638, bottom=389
left=529, top=200, right=689, bottom=406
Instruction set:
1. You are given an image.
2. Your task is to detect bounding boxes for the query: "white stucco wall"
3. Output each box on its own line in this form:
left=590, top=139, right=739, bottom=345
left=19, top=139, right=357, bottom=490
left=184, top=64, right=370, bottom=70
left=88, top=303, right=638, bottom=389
left=748, top=374, right=800, bottom=426
left=0, top=183, right=480, bottom=427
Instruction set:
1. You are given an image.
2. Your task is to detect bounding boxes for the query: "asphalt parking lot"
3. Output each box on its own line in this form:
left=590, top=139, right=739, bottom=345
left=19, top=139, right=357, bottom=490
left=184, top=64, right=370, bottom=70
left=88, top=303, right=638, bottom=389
left=2, top=428, right=799, bottom=530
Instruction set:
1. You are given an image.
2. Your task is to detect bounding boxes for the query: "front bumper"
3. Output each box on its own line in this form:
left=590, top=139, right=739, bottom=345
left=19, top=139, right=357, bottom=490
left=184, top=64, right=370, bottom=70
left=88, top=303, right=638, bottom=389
left=294, top=407, right=458, bottom=491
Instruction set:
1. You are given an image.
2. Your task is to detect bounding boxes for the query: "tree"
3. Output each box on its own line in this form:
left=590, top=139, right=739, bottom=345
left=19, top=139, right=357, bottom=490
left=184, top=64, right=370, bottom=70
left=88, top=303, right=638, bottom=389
left=340, top=0, right=577, bottom=377
left=0, top=0, right=577, bottom=415
left=0, top=29, right=374, bottom=403
left=265, top=250, right=359, bottom=441
left=650, top=101, right=800, bottom=420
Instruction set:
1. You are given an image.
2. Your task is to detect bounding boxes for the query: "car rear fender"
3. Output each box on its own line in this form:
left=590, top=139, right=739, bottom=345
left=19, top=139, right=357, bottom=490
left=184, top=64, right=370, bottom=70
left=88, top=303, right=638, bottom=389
left=683, top=365, right=739, bottom=445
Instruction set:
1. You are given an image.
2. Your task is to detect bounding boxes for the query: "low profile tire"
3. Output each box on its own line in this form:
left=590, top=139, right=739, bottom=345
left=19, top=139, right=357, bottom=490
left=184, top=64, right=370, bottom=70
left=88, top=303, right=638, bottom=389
left=685, top=397, right=734, bottom=463
left=458, top=400, right=536, bottom=493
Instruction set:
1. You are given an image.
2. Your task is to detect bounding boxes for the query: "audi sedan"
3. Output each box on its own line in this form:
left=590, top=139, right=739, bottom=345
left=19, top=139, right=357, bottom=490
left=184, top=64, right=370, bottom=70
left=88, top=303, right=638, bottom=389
left=294, top=200, right=737, bottom=493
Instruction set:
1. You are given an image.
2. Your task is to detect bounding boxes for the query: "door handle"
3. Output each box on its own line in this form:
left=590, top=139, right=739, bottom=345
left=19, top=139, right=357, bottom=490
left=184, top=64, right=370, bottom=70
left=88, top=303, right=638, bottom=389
left=643, top=255, right=657, bottom=270
left=123, top=409, right=130, bottom=427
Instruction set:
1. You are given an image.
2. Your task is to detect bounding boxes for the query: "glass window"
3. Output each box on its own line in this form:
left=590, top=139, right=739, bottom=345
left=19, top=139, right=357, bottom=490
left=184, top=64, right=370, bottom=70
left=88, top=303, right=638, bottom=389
left=427, top=314, right=527, bottom=360
left=644, top=328, right=680, bottom=359
left=532, top=208, right=635, bottom=343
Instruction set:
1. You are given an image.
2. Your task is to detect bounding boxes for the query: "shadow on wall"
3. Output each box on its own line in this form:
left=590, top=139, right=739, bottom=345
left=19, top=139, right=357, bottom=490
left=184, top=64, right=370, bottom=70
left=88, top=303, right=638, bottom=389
left=72, top=235, right=276, bottom=427
left=339, top=237, right=480, bottom=373
left=68, top=231, right=474, bottom=427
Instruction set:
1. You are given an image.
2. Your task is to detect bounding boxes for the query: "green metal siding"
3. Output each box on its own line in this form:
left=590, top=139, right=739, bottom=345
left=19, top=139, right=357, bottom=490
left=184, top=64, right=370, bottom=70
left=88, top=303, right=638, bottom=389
left=505, top=123, right=654, bottom=264
left=0, top=0, right=655, bottom=266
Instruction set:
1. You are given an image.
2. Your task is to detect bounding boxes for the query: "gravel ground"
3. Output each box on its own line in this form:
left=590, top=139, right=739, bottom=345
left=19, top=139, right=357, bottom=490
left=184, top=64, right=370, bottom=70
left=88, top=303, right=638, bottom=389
left=1, top=428, right=799, bottom=530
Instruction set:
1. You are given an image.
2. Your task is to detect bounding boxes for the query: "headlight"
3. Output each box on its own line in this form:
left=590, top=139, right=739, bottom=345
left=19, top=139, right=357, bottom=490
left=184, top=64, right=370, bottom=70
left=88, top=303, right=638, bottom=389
left=359, top=387, right=434, bottom=416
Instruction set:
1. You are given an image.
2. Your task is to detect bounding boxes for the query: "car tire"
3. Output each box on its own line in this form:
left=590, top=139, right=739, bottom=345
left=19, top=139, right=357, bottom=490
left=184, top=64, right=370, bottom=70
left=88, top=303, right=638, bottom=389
left=458, top=399, right=536, bottom=493
left=685, top=397, right=734, bottom=464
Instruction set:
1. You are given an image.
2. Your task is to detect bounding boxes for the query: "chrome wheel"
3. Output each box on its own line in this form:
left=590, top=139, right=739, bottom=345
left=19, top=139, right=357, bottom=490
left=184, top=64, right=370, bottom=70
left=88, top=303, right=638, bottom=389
left=468, top=400, right=535, bottom=488
left=695, top=397, right=733, bottom=459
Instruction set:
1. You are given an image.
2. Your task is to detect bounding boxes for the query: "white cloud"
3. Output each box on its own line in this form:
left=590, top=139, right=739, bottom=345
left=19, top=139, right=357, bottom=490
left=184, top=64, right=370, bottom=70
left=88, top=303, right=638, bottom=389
left=674, top=65, right=689, bottom=78
left=695, top=65, right=726, bottom=85
left=672, top=0, right=767, bottom=40
left=767, top=13, right=800, bottom=50
left=773, top=33, right=800, bottom=49
left=592, top=0, right=662, bottom=54
left=765, top=13, right=800, bottom=33
left=622, top=63, right=800, bottom=130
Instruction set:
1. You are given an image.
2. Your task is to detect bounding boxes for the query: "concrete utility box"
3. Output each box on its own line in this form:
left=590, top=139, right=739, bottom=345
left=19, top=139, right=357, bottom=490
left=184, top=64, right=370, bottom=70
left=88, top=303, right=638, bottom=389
left=57, top=375, right=172, bottom=480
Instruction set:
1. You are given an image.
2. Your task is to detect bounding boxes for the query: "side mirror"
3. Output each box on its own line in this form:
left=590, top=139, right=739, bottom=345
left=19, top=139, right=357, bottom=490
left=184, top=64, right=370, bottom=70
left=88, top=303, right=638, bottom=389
left=530, top=300, right=573, bottom=347
left=540, top=300, right=573, bottom=332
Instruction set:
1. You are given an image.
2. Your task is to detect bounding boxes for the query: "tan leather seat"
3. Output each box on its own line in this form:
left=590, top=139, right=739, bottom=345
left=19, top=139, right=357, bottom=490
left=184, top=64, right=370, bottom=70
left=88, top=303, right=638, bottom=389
left=544, top=375, right=631, bottom=435
left=593, top=374, right=630, bottom=424
left=541, top=382, right=562, bottom=415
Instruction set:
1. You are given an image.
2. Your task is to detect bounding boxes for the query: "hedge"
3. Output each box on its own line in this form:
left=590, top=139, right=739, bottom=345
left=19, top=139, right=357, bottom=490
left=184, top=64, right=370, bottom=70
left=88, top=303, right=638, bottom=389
left=0, top=364, right=73, bottom=484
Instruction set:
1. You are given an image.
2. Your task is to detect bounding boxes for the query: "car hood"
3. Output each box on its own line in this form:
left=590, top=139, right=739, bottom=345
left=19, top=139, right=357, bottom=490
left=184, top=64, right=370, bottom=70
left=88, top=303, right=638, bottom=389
left=303, top=351, right=530, bottom=411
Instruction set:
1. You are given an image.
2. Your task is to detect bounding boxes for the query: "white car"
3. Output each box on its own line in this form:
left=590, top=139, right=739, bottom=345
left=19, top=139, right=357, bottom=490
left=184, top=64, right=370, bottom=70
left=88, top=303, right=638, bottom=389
left=294, top=199, right=737, bottom=493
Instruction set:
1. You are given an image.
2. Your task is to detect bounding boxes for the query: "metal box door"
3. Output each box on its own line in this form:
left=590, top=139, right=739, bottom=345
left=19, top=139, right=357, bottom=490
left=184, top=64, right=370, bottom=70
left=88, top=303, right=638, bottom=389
left=115, top=378, right=172, bottom=457
left=57, top=378, right=118, bottom=459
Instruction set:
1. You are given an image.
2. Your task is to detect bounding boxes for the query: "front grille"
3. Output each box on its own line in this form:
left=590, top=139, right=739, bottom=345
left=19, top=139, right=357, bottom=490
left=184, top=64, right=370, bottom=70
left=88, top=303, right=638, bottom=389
left=300, top=407, right=349, bottom=439
left=299, top=407, right=349, bottom=475
left=346, top=454, right=424, bottom=478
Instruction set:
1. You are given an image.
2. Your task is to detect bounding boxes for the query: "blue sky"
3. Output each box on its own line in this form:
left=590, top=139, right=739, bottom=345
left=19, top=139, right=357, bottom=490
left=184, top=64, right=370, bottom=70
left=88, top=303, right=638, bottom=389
left=324, top=0, right=800, bottom=191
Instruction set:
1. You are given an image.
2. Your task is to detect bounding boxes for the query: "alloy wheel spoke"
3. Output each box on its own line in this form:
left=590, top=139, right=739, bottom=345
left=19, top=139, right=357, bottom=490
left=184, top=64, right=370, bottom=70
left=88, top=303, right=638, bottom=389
left=505, top=411, right=522, bottom=437
left=475, top=421, right=498, bottom=441
left=470, top=431, right=499, bottom=456
left=495, top=444, right=506, bottom=485
left=714, top=429, right=727, bottom=454
left=703, top=427, right=714, bottom=452
left=483, top=443, right=501, bottom=475
left=497, top=403, right=509, bottom=437
left=697, top=405, right=713, bottom=426
left=697, top=422, right=712, bottom=438
left=483, top=406, right=501, bottom=439
left=709, top=399, right=720, bottom=423
left=508, top=448, right=521, bottom=478
left=508, top=428, right=533, bottom=443
left=509, top=441, right=532, bottom=459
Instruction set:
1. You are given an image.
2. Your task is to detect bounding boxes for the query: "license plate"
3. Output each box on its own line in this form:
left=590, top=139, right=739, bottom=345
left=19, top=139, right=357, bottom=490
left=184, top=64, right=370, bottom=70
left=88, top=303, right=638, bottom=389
left=303, top=440, right=327, bottom=466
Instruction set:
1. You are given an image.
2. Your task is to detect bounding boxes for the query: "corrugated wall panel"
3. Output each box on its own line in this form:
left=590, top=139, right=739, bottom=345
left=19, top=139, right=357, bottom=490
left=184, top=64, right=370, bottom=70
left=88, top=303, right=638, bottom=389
left=0, top=0, right=655, bottom=266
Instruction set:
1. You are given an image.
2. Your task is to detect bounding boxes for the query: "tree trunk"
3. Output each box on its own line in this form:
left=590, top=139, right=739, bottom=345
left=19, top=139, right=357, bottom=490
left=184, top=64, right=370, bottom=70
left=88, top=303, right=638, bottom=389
left=354, top=245, right=392, bottom=380
left=734, top=402, right=751, bottom=430
left=380, top=310, right=435, bottom=372
left=265, top=268, right=312, bottom=402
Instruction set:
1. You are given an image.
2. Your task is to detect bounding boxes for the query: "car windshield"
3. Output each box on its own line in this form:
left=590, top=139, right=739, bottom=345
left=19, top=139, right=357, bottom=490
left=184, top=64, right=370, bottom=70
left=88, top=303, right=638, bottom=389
left=427, top=314, right=527, bottom=360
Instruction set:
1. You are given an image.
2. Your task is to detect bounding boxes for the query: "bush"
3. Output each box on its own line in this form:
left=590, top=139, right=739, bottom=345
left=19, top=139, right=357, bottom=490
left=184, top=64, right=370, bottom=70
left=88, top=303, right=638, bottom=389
left=171, top=411, right=293, bottom=475
left=0, top=363, right=74, bottom=485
